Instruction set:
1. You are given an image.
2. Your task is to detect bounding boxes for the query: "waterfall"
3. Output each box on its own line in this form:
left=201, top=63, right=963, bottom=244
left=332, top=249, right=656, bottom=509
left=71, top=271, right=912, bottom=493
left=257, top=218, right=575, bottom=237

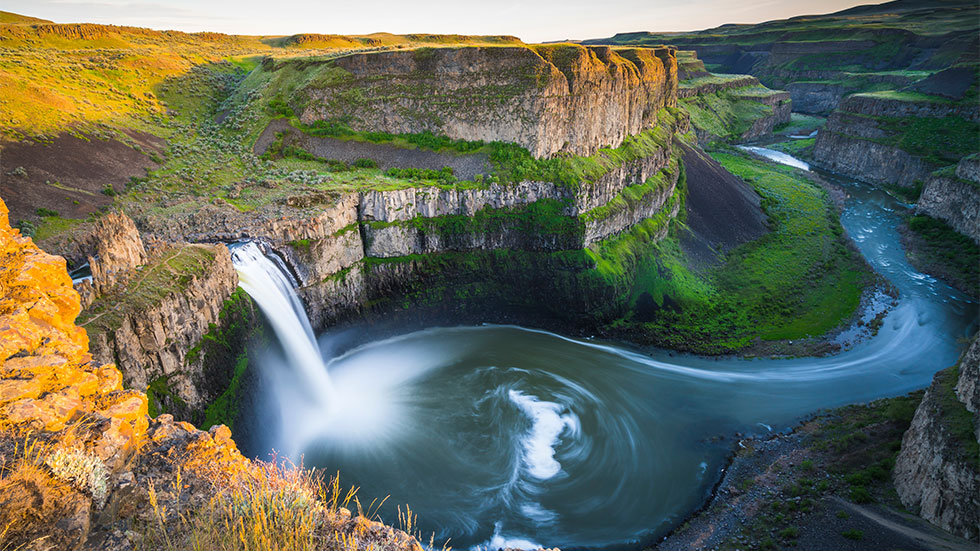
left=230, top=241, right=335, bottom=403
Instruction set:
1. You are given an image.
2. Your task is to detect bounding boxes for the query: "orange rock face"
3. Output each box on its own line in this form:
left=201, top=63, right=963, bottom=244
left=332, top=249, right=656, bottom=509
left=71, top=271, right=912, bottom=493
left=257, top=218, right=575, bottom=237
left=0, top=197, right=419, bottom=551
left=0, top=195, right=255, bottom=479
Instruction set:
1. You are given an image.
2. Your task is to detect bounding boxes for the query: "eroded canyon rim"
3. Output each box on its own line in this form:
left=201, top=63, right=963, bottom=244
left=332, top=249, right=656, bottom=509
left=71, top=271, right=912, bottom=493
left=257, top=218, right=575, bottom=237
left=0, top=2, right=978, bottom=550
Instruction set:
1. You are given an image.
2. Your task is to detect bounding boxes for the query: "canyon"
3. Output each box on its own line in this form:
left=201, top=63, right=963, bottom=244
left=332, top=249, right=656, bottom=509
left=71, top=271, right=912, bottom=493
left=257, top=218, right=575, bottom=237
left=0, top=2, right=977, bottom=550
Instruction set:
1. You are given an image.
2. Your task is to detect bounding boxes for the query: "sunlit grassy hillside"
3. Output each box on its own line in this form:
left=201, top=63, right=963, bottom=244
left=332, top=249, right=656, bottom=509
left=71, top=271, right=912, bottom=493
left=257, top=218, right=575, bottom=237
left=0, top=12, right=524, bottom=140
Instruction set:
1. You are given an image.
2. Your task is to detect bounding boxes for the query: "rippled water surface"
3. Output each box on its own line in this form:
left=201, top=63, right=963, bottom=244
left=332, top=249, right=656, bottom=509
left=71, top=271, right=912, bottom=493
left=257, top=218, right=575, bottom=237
left=240, top=149, right=977, bottom=549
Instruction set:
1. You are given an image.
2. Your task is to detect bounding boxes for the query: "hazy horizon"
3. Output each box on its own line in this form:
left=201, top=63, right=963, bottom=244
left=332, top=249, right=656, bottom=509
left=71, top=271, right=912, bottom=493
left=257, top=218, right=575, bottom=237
left=3, top=0, right=888, bottom=43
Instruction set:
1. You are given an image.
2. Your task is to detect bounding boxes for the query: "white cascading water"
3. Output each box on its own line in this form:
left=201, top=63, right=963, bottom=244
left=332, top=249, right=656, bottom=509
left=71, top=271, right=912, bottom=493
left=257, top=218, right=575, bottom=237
left=230, top=242, right=335, bottom=404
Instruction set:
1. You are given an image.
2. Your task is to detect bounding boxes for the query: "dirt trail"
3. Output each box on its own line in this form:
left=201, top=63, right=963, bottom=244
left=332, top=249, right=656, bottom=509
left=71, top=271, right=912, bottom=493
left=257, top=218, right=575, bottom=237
left=830, top=497, right=977, bottom=551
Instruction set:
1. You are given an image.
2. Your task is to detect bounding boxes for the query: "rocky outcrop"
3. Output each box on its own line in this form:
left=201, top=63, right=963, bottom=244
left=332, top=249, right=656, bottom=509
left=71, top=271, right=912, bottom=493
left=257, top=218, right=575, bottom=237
left=956, top=336, right=980, bottom=438
left=811, top=128, right=935, bottom=189
left=359, top=181, right=570, bottom=223
left=811, top=95, right=947, bottom=189
left=738, top=89, right=792, bottom=141
left=677, top=75, right=759, bottom=98
left=276, top=44, right=678, bottom=158
left=0, top=196, right=420, bottom=551
left=784, top=82, right=848, bottom=115
left=87, top=211, right=148, bottom=295
left=66, top=210, right=242, bottom=416
left=85, top=244, right=239, bottom=413
left=917, top=156, right=980, bottom=245
left=894, top=335, right=980, bottom=541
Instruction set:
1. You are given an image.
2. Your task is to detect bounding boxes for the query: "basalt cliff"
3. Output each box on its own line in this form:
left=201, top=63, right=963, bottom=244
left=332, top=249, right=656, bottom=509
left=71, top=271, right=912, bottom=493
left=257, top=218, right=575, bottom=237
left=282, top=44, right=679, bottom=158
left=0, top=198, right=422, bottom=550
left=894, top=335, right=980, bottom=541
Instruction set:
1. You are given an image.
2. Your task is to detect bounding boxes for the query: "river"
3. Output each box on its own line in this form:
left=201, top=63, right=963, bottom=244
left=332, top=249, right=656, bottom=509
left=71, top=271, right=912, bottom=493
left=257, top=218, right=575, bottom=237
left=234, top=147, right=977, bottom=550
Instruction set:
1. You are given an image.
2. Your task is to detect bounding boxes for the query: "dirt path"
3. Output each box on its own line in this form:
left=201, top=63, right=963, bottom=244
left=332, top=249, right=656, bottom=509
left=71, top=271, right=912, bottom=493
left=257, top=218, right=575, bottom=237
left=830, top=497, right=976, bottom=551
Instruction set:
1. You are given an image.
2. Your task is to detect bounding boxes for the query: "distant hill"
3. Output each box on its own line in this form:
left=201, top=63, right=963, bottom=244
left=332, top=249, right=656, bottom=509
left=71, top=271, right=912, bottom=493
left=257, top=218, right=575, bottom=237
left=0, top=11, right=52, bottom=25
left=582, top=0, right=979, bottom=114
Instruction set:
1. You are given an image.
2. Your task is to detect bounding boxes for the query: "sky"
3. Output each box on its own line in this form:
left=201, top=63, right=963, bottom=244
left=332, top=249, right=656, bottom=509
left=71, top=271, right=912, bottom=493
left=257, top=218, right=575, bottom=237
left=3, top=0, right=889, bottom=42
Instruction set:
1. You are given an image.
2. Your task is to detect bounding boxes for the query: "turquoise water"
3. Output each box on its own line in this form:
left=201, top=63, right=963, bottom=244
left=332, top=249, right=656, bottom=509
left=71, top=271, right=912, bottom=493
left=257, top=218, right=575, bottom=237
left=239, top=148, right=977, bottom=549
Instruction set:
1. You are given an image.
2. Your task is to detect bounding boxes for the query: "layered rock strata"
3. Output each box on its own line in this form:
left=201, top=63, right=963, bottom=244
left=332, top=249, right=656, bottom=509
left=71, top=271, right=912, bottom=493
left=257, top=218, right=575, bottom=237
left=812, top=94, right=979, bottom=189
left=276, top=44, right=678, bottom=158
left=73, top=211, right=242, bottom=417
left=916, top=156, right=980, bottom=245
left=894, top=335, right=980, bottom=541
left=0, top=197, right=419, bottom=550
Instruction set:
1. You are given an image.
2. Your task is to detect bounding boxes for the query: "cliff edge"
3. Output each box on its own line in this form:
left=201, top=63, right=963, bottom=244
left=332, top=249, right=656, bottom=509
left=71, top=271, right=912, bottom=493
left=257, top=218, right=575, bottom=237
left=268, top=44, right=678, bottom=158
left=894, top=334, right=980, bottom=541
left=0, top=197, right=420, bottom=551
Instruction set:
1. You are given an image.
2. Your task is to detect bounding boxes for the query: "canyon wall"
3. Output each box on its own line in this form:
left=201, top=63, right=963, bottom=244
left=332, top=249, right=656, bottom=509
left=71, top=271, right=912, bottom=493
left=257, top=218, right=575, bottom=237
left=811, top=94, right=979, bottom=189
left=0, top=197, right=419, bottom=550
left=675, top=51, right=791, bottom=144
left=916, top=155, right=980, bottom=245
left=274, top=44, right=678, bottom=158
left=894, top=335, right=980, bottom=541
left=72, top=211, right=246, bottom=421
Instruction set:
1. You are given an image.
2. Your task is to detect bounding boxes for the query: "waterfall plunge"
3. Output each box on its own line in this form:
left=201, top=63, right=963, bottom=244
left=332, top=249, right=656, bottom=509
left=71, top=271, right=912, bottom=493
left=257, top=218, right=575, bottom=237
left=229, top=241, right=431, bottom=457
left=230, top=242, right=335, bottom=404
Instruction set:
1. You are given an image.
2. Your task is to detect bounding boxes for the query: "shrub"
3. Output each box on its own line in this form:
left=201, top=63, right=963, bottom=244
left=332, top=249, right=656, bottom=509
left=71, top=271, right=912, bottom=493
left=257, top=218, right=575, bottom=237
left=778, top=526, right=800, bottom=539
left=14, top=220, right=36, bottom=237
left=849, top=485, right=872, bottom=503
left=102, top=184, right=117, bottom=196
left=36, top=207, right=59, bottom=217
left=44, top=448, right=110, bottom=508
left=266, top=96, right=294, bottom=117
left=353, top=158, right=377, bottom=169
left=842, top=529, right=864, bottom=540
left=385, top=166, right=457, bottom=185
left=305, top=119, right=355, bottom=138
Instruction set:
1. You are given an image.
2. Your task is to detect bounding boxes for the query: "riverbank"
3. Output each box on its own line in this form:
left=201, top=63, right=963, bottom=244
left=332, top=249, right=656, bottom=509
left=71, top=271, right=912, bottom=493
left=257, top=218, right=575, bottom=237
left=654, top=393, right=976, bottom=551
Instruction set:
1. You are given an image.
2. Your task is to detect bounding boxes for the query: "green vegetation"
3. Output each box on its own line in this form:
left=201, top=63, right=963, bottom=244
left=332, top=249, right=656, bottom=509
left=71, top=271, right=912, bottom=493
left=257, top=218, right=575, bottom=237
left=0, top=18, right=525, bottom=140
left=202, top=352, right=249, bottom=430
left=872, top=114, right=980, bottom=166
left=282, top=107, right=683, bottom=189
left=607, top=150, right=871, bottom=352
left=146, top=375, right=187, bottom=418
left=681, top=90, right=774, bottom=142
left=192, top=289, right=257, bottom=428
left=77, top=245, right=217, bottom=343
left=768, top=137, right=815, bottom=157
left=774, top=113, right=825, bottom=136
left=581, top=155, right=680, bottom=223
left=717, top=392, right=922, bottom=549
left=903, top=214, right=979, bottom=296
left=32, top=215, right=84, bottom=242
left=374, top=198, right=584, bottom=245
left=934, top=365, right=980, bottom=467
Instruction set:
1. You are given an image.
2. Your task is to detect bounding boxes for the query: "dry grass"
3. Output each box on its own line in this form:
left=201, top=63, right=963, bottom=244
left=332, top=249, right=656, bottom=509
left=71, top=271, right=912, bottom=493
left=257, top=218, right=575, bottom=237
left=0, top=429, right=103, bottom=551
left=138, top=459, right=417, bottom=551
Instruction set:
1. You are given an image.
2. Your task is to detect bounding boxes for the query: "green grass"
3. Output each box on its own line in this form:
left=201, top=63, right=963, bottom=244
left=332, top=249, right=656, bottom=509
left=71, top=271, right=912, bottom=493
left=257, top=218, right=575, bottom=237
left=855, top=89, right=954, bottom=104
left=905, top=214, right=979, bottom=293
left=608, top=149, right=871, bottom=352
left=774, top=113, right=825, bottom=136
left=680, top=91, right=774, bottom=142
left=77, top=245, right=217, bottom=342
left=32, top=215, right=84, bottom=242
left=768, top=137, right=815, bottom=156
